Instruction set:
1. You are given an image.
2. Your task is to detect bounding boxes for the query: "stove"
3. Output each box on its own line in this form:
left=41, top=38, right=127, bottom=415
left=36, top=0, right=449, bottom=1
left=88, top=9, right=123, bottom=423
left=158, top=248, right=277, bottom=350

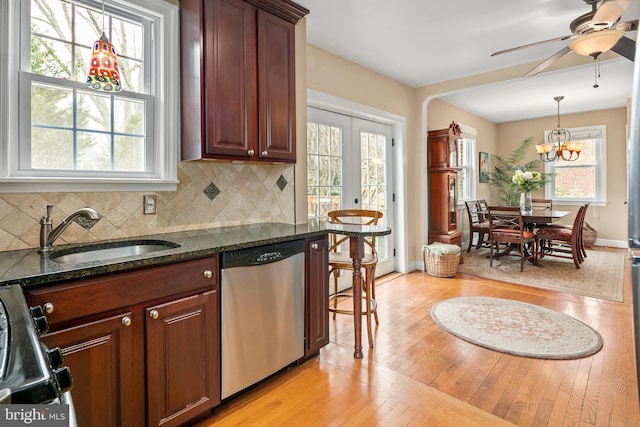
left=0, top=284, right=73, bottom=405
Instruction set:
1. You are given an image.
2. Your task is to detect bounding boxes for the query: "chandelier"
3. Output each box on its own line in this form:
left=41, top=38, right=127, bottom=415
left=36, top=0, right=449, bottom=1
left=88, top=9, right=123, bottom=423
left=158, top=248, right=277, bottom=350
left=535, top=96, right=582, bottom=162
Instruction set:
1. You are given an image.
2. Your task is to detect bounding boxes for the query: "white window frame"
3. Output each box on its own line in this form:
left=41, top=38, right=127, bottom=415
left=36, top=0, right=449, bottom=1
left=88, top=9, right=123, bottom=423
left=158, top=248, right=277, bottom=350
left=457, top=123, right=476, bottom=204
left=0, top=0, right=179, bottom=192
left=544, top=125, right=607, bottom=206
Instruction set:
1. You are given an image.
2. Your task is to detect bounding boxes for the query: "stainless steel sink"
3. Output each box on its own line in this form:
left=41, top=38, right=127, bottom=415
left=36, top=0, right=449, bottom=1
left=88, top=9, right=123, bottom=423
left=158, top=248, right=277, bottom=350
left=49, top=240, right=181, bottom=264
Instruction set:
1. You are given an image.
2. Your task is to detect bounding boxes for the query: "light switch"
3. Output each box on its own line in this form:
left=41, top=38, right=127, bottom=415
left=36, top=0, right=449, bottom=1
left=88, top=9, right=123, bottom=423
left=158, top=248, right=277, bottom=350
left=143, top=195, right=156, bottom=215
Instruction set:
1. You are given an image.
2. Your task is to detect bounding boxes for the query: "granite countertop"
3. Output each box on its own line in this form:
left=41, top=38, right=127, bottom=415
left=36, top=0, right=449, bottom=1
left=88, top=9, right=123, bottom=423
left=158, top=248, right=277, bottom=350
left=0, top=222, right=329, bottom=289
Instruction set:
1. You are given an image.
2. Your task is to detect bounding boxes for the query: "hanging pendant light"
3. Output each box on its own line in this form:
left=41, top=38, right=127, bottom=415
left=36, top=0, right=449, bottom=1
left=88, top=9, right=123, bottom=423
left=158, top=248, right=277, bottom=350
left=86, top=0, right=121, bottom=92
left=535, top=96, right=583, bottom=162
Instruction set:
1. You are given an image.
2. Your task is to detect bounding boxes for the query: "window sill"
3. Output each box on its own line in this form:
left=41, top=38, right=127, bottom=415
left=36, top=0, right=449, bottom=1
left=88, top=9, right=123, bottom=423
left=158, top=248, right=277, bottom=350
left=0, top=177, right=179, bottom=193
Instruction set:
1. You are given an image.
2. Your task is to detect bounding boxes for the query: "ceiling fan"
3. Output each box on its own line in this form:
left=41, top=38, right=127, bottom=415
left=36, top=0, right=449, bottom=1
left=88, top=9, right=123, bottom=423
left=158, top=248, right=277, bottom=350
left=491, top=0, right=638, bottom=77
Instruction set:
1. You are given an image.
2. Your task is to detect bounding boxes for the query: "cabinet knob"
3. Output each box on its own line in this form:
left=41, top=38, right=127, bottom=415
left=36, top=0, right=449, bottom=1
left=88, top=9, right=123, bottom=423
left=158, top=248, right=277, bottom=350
left=261, top=150, right=268, bottom=157
left=203, top=270, right=213, bottom=279
left=121, top=316, right=132, bottom=327
left=311, top=243, right=319, bottom=250
left=149, top=310, right=159, bottom=320
left=248, top=149, right=255, bottom=156
left=43, top=302, right=54, bottom=314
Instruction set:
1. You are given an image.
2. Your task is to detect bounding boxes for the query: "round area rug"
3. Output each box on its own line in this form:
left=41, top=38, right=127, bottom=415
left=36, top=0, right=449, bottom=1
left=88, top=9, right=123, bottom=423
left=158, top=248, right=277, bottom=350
left=431, top=296, right=603, bottom=359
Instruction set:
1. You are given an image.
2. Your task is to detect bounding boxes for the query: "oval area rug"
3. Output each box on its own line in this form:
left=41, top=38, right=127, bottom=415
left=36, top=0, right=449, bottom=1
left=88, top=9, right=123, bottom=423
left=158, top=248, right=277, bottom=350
left=431, top=296, right=603, bottom=359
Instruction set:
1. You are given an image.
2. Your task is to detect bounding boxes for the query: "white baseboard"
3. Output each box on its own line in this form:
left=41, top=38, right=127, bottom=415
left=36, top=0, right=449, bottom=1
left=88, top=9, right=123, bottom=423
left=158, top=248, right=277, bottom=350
left=594, top=239, right=627, bottom=248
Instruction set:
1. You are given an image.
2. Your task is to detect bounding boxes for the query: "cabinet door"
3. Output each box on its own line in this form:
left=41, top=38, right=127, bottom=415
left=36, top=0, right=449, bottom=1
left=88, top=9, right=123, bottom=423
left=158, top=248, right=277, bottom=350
left=305, top=236, right=329, bottom=356
left=41, top=312, right=136, bottom=427
left=146, top=291, right=219, bottom=427
left=203, top=0, right=258, bottom=159
left=257, top=9, right=296, bottom=162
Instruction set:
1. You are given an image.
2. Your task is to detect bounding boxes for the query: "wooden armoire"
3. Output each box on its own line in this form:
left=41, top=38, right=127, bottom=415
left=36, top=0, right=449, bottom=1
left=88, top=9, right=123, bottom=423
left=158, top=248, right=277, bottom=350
left=427, top=121, right=462, bottom=247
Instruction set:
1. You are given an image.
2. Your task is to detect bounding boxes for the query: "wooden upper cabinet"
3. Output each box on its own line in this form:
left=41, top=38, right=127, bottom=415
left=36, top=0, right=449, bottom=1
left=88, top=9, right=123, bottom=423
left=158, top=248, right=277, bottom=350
left=180, top=0, right=308, bottom=163
left=258, top=10, right=296, bottom=161
left=203, top=0, right=257, bottom=159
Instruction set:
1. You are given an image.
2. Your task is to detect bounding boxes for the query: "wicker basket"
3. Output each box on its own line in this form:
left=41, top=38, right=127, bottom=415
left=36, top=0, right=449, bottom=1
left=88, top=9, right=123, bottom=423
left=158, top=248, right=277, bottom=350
left=423, top=243, right=461, bottom=278
left=583, top=222, right=597, bottom=248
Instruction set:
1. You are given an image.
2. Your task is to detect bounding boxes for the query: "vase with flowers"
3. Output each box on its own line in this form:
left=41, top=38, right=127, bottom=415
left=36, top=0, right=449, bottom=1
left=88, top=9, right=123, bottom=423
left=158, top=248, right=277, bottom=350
left=512, top=170, right=542, bottom=213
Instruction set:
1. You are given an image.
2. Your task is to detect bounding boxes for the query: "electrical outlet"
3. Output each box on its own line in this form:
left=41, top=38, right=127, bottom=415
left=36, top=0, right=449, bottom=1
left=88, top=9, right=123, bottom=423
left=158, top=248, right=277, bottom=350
left=143, top=195, right=156, bottom=215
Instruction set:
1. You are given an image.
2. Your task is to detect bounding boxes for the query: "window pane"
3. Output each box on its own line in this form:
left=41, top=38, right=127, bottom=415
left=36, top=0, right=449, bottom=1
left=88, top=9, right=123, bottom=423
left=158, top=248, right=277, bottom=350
left=111, top=17, right=144, bottom=59
left=307, top=123, right=318, bottom=154
left=114, top=98, right=144, bottom=134
left=75, top=6, right=103, bottom=44
left=31, top=127, right=74, bottom=169
left=31, top=0, right=72, bottom=40
left=32, top=83, right=73, bottom=127
left=77, top=91, right=111, bottom=132
left=31, top=35, right=72, bottom=79
left=554, top=166, right=596, bottom=198
left=118, top=57, right=144, bottom=93
left=114, top=135, right=144, bottom=171
left=74, top=46, right=91, bottom=82
left=77, top=131, right=110, bottom=170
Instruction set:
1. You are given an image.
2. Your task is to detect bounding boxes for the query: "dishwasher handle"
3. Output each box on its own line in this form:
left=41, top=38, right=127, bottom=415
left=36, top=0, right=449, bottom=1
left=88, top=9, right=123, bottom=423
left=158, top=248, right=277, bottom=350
left=221, top=239, right=305, bottom=268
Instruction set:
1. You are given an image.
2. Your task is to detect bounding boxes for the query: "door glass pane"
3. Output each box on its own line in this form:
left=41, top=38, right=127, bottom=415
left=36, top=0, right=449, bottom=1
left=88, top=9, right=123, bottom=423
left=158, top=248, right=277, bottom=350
left=360, top=128, right=387, bottom=260
left=307, top=122, right=343, bottom=220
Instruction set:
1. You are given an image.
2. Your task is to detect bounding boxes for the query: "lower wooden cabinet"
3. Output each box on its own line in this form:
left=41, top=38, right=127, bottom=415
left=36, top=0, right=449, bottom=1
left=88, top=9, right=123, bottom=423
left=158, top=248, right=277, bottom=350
left=28, top=256, right=220, bottom=427
left=146, top=291, right=219, bottom=427
left=305, top=236, right=329, bottom=356
left=41, top=311, right=135, bottom=426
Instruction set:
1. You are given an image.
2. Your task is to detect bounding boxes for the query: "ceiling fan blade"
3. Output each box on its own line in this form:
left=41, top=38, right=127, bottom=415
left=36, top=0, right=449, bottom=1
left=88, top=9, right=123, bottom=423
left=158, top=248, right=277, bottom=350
left=491, top=35, right=574, bottom=56
left=611, top=35, right=636, bottom=60
left=592, top=0, right=634, bottom=28
left=523, top=46, right=573, bottom=77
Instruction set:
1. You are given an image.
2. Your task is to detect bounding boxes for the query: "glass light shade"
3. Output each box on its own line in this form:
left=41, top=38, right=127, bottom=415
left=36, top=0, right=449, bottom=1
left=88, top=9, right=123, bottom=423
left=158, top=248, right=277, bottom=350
left=569, top=30, right=624, bottom=56
left=86, top=33, right=121, bottom=92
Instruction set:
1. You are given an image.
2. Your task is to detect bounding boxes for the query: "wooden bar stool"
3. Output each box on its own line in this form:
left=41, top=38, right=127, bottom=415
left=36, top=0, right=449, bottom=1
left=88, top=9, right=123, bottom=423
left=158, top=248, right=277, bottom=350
left=327, top=209, right=383, bottom=347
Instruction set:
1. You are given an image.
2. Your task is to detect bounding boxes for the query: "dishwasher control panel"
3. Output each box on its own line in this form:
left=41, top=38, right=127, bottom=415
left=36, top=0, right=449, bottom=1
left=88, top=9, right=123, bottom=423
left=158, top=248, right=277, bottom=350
left=221, top=239, right=305, bottom=268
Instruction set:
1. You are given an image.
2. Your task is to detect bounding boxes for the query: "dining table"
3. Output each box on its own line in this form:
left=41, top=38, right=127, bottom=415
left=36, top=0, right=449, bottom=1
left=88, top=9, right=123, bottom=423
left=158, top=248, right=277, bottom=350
left=324, top=222, right=392, bottom=359
left=522, top=209, right=571, bottom=226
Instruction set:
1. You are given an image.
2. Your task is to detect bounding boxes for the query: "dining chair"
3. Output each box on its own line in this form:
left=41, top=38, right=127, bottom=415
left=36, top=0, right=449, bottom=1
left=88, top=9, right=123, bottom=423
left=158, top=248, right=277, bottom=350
left=532, top=198, right=553, bottom=210
left=464, top=200, right=490, bottom=253
left=537, top=203, right=589, bottom=268
left=487, top=206, right=538, bottom=271
left=327, top=209, right=383, bottom=347
left=477, top=199, right=489, bottom=221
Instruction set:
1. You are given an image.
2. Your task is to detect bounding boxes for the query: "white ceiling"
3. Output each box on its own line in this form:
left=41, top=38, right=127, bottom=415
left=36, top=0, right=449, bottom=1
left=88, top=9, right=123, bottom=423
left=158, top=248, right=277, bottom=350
left=295, top=0, right=640, bottom=123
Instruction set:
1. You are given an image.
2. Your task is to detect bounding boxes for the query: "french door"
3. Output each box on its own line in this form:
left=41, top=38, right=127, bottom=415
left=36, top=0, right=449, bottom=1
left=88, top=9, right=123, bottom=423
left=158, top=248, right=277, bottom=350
left=306, top=107, right=394, bottom=275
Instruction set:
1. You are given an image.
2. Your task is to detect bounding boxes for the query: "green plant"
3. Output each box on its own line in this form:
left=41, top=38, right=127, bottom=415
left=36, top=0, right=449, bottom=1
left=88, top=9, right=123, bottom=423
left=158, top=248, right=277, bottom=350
left=488, top=136, right=553, bottom=206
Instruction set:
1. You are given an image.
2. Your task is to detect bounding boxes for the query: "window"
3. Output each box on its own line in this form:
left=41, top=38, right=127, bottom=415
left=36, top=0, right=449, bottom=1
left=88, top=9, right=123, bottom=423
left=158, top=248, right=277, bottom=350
left=544, top=125, right=607, bottom=206
left=0, top=0, right=179, bottom=191
left=457, top=125, right=476, bottom=203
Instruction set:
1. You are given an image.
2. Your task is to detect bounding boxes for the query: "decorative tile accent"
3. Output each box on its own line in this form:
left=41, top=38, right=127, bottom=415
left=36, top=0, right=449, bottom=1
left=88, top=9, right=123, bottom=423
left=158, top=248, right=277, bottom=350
left=203, top=183, right=221, bottom=201
left=277, top=175, right=288, bottom=191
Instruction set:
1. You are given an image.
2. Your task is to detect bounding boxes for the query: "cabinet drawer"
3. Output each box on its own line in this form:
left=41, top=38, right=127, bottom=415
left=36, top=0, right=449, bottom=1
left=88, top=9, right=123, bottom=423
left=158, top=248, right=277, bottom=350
left=26, top=256, right=219, bottom=326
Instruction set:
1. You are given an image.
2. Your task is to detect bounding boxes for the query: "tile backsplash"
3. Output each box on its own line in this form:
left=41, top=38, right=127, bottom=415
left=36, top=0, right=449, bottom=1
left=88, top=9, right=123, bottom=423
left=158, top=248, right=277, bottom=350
left=0, top=161, right=295, bottom=252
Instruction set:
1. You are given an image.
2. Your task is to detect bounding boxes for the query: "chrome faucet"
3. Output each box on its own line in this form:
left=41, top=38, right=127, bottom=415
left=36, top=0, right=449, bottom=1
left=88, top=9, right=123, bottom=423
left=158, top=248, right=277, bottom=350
left=39, top=204, right=100, bottom=254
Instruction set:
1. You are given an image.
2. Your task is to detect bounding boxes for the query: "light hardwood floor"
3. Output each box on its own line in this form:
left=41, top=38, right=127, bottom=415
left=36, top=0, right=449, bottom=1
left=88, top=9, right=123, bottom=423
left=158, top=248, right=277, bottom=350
left=198, top=247, right=640, bottom=426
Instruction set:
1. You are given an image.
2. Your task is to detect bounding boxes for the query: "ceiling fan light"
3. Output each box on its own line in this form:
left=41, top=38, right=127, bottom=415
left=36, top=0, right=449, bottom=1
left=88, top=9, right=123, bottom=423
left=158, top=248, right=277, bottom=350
left=569, top=29, right=624, bottom=56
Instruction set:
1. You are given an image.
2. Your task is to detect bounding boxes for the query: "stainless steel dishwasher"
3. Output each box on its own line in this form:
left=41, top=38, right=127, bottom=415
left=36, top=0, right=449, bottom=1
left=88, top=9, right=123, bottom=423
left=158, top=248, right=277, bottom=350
left=220, top=239, right=305, bottom=400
